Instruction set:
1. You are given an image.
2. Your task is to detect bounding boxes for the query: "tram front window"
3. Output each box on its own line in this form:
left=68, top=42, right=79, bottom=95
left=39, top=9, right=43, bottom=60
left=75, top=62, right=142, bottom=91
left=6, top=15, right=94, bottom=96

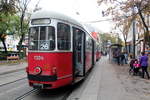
left=29, top=27, right=39, bottom=50
left=29, top=26, right=55, bottom=51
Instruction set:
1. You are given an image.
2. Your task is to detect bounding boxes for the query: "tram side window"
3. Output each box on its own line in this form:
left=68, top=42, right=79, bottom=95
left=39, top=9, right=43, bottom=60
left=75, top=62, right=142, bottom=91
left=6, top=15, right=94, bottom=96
left=73, top=27, right=84, bottom=63
left=86, top=35, right=91, bottom=51
left=73, top=28, right=83, bottom=51
left=57, top=23, right=71, bottom=50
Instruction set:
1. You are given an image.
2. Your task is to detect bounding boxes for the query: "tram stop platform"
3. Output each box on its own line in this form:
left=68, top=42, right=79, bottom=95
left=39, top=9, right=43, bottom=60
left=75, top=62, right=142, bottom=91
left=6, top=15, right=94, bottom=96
left=67, top=56, right=125, bottom=100
left=67, top=56, right=150, bottom=100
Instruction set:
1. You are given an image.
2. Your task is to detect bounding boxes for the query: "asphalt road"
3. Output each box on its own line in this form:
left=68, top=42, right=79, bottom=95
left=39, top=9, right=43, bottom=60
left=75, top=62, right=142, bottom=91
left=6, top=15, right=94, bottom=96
left=0, top=61, right=94, bottom=100
left=0, top=57, right=150, bottom=100
left=0, top=66, right=75, bottom=100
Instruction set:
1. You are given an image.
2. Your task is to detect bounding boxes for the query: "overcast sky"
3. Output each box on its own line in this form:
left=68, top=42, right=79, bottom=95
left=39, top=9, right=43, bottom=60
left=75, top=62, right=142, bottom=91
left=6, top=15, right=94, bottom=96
left=29, top=0, right=113, bottom=33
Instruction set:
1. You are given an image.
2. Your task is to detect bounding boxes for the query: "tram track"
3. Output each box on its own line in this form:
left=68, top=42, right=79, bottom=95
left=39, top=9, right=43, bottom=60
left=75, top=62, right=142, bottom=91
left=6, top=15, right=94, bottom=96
left=0, top=68, right=25, bottom=76
left=14, top=86, right=74, bottom=100
left=0, top=77, right=27, bottom=87
left=15, top=89, right=38, bottom=100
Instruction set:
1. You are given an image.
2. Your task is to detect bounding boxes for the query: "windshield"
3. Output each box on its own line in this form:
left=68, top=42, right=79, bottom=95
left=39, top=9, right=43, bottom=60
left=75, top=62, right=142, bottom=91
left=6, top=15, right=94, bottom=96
left=29, top=26, right=55, bottom=51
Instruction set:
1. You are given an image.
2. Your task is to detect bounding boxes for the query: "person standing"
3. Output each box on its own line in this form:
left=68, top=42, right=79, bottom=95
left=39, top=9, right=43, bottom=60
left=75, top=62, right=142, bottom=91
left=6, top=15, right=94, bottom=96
left=120, top=52, right=125, bottom=65
left=124, top=52, right=128, bottom=64
left=115, top=49, right=120, bottom=65
left=129, top=55, right=135, bottom=74
left=139, top=52, right=150, bottom=79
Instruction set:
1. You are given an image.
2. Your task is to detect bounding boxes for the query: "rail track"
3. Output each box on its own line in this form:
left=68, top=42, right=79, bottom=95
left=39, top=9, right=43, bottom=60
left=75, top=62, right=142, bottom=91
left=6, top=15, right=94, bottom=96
left=14, top=86, right=74, bottom=100
left=15, top=89, right=38, bottom=100
left=0, top=77, right=27, bottom=87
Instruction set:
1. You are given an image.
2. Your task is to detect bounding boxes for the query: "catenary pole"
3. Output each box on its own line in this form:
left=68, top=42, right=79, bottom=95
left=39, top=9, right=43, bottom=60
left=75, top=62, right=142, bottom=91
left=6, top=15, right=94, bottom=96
left=132, top=5, right=136, bottom=59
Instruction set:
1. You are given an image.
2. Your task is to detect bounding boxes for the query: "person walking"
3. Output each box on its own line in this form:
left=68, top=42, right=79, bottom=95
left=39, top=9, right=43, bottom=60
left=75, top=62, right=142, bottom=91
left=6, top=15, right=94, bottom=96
left=139, top=52, right=150, bottom=79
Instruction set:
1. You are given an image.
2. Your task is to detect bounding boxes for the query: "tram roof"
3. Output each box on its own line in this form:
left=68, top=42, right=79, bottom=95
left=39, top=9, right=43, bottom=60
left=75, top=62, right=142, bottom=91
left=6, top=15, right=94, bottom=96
left=31, top=10, right=97, bottom=41
left=31, top=10, right=83, bottom=27
left=82, top=24, right=100, bottom=42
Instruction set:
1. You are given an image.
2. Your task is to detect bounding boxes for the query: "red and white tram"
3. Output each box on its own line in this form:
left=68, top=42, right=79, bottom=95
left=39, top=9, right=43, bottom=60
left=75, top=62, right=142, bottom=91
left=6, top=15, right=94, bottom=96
left=26, top=10, right=98, bottom=89
left=91, top=32, right=101, bottom=61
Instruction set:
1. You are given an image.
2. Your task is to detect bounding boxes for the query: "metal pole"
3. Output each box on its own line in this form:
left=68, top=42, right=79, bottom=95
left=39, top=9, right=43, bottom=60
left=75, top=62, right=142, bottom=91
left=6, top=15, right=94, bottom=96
left=132, top=6, right=136, bottom=59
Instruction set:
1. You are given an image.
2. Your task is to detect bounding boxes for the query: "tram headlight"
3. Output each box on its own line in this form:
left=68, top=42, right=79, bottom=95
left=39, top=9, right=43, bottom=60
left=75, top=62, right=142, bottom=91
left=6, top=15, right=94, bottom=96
left=34, top=66, right=42, bottom=75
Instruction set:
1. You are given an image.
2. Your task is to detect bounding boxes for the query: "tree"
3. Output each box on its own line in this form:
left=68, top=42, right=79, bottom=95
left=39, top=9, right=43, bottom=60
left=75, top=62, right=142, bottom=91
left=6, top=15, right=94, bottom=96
left=0, top=14, right=21, bottom=52
left=16, top=0, right=41, bottom=54
left=135, top=1, right=150, bottom=52
left=0, top=0, right=16, bottom=14
left=0, top=0, right=17, bottom=53
left=99, top=33, right=122, bottom=51
left=16, top=0, right=31, bottom=53
left=115, top=17, right=132, bottom=53
left=97, top=0, right=150, bottom=52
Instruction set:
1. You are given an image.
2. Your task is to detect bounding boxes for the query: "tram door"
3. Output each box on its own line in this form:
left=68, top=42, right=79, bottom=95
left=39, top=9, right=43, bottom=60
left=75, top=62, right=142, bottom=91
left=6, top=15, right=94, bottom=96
left=73, top=27, right=85, bottom=76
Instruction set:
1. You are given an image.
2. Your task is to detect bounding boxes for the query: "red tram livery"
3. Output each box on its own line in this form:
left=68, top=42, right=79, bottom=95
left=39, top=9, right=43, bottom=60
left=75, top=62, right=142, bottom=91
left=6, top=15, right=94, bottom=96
left=26, top=11, right=100, bottom=89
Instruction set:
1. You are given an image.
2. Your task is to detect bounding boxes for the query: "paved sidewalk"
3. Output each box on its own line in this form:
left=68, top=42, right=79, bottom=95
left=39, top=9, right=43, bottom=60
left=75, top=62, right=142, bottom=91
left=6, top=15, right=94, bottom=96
left=67, top=56, right=133, bottom=100
left=0, top=62, right=27, bottom=75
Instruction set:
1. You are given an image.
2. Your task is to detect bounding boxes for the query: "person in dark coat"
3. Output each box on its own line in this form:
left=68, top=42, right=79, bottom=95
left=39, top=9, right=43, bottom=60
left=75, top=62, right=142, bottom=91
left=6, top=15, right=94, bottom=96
left=129, top=55, right=135, bottom=74
left=115, top=50, right=120, bottom=65
left=139, top=52, right=150, bottom=79
left=120, top=52, right=125, bottom=65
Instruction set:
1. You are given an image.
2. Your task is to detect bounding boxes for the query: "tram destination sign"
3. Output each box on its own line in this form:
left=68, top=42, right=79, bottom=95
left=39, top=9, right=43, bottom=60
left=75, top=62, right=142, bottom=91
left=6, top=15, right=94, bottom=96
left=31, top=18, right=51, bottom=25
